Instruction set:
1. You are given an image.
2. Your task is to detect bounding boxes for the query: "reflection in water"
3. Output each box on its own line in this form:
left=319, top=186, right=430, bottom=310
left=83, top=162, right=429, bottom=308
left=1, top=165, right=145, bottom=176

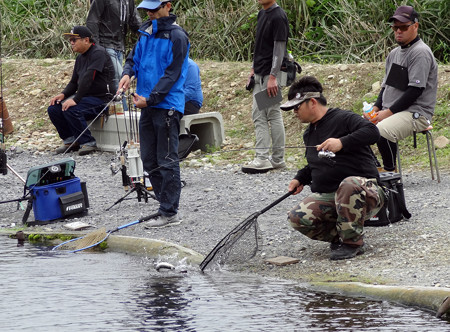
left=0, top=238, right=448, bottom=331
left=135, top=276, right=193, bottom=331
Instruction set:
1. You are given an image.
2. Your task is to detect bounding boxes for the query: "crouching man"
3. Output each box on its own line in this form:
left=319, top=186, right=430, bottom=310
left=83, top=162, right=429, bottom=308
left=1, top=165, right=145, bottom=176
left=281, top=76, right=386, bottom=260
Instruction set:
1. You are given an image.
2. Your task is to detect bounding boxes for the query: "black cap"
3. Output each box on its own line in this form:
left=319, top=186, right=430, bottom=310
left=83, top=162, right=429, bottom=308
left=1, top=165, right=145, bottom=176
left=389, top=6, right=419, bottom=23
left=63, top=26, right=93, bottom=39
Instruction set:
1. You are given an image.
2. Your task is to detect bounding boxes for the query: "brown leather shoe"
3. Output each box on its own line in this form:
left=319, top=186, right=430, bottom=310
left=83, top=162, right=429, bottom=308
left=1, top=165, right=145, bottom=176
left=55, top=143, right=79, bottom=154
left=78, top=145, right=97, bottom=156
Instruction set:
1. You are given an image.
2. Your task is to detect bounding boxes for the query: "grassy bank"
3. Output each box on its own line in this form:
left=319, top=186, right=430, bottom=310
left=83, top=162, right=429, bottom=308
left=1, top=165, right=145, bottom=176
left=1, top=59, right=449, bottom=171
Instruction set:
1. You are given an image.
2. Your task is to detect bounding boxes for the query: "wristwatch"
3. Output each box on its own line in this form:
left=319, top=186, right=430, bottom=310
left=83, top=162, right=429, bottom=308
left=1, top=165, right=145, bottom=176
left=413, top=112, right=420, bottom=119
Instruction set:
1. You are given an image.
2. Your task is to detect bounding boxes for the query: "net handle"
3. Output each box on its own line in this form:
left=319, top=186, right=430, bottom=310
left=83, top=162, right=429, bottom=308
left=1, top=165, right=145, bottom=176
left=258, top=190, right=295, bottom=215
left=112, top=212, right=160, bottom=233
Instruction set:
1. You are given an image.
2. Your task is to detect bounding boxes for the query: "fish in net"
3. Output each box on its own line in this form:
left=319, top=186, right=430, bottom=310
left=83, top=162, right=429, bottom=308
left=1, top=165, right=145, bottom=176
left=200, top=191, right=293, bottom=271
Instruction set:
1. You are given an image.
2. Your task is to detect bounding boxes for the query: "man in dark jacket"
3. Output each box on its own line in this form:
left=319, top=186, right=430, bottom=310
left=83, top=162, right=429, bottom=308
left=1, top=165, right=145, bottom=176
left=87, top=0, right=142, bottom=99
left=47, top=26, right=114, bottom=156
left=281, top=76, right=386, bottom=260
left=119, top=0, right=189, bottom=227
left=242, top=0, right=289, bottom=174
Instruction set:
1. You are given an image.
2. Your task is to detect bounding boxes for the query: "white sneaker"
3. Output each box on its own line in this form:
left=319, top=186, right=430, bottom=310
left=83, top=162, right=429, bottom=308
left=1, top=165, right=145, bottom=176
left=269, top=157, right=286, bottom=169
left=241, top=158, right=273, bottom=174
left=144, top=214, right=181, bottom=228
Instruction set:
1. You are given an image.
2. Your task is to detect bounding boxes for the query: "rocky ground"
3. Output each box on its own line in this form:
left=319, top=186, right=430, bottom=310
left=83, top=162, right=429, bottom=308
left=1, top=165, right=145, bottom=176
left=1, top=149, right=449, bottom=290
left=0, top=59, right=449, bottom=290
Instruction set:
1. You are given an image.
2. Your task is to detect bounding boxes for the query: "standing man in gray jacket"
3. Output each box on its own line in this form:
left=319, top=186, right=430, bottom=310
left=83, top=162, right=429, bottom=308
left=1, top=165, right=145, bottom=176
left=87, top=0, right=142, bottom=100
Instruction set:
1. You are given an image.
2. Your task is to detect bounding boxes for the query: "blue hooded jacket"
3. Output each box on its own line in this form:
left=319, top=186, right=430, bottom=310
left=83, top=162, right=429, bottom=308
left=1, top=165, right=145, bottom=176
left=123, top=14, right=190, bottom=113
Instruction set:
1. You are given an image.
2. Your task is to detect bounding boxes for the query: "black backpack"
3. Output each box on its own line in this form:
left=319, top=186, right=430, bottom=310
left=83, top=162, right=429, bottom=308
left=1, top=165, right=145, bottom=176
left=366, top=172, right=411, bottom=227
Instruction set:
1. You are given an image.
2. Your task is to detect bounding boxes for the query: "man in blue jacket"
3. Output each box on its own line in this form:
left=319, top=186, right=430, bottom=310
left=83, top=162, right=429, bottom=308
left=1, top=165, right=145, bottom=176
left=184, top=58, right=203, bottom=115
left=118, top=0, right=189, bottom=227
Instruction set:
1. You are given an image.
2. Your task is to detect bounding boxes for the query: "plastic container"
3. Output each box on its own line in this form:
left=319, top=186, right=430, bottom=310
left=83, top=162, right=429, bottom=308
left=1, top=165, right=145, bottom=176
left=31, top=177, right=83, bottom=221
left=363, top=101, right=376, bottom=122
left=287, top=51, right=294, bottom=61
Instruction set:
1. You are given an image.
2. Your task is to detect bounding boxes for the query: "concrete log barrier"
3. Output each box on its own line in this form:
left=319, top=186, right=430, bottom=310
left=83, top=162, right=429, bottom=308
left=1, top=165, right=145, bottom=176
left=106, top=235, right=204, bottom=265
left=310, top=281, right=450, bottom=318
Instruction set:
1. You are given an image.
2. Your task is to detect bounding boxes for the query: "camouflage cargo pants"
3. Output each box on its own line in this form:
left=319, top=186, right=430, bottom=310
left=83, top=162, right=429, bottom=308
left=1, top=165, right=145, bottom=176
left=288, top=176, right=385, bottom=246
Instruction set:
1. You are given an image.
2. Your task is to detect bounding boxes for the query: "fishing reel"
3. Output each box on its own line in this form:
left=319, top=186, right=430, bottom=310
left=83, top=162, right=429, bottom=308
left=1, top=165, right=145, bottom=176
left=110, top=140, right=147, bottom=190
left=110, top=141, right=128, bottom=176
left=318, top=149, right=335, bottom=159
left=318, top=149, right=336, bottom=166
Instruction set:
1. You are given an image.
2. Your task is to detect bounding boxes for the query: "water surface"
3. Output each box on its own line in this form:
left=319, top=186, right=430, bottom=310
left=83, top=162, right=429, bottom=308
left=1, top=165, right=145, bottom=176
left=0, top=238, right=448, bottom=331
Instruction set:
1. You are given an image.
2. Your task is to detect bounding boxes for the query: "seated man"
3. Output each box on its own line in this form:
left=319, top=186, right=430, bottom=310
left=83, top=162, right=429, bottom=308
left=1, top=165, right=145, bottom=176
left=281, top=76, right=386, bottom=260
left=47, top=26, right=114, bottom=156
left=183, top=58, right=203, bottom=116
left=366, top=6, right=438, bottom=171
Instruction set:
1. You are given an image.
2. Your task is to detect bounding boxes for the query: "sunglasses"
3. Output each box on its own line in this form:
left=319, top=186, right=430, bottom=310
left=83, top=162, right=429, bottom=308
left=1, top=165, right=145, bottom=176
left=147, top=3, right=165, bottom=13
left=391, top=23, right=414, bottom=32
left=69, top=37, right=81, bottom=43
left=293, top=101, right=306, bottom=111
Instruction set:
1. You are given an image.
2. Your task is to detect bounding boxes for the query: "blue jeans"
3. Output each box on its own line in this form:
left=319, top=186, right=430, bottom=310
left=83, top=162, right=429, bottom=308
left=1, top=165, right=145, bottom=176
left=47, top=96, right=106, bottom=146
left=106, top=48, right=127, bottom=111
left=139, top=107, right=181, bottom=216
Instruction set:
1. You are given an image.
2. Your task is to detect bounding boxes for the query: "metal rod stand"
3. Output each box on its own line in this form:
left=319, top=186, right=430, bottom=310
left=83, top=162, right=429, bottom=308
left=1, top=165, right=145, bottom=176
left=105, top=182, right=156, bottom=211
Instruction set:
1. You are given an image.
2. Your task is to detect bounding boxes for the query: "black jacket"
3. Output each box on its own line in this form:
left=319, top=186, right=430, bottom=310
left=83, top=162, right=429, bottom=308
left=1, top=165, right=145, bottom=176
left=62, top=44, right=114, bottom=103
left=86, top=0, right=142, bottom=52
left=295, top=108, right=380, bottom=193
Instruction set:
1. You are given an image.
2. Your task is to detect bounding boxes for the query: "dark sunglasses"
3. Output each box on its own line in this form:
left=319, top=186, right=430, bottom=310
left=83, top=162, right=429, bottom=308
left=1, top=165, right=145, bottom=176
left=391, top=23, right=414, bottom=32
left=69, top=37, right=81, bottom=43
left=147, top=3, right=165, bottom=13
left=293, top=102, right=305, bottom=111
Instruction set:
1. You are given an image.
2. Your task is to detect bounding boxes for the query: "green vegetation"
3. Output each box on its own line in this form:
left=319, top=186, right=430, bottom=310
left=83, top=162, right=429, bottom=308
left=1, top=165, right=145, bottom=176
left=1, top=0, right=448, bottom=63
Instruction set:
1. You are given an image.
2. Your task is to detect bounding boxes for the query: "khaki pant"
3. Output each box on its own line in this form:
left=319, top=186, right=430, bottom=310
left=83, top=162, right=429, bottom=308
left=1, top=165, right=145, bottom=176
left=377, top=111, right=429, bottom=143
left=251, top=74, right=285, bottom=163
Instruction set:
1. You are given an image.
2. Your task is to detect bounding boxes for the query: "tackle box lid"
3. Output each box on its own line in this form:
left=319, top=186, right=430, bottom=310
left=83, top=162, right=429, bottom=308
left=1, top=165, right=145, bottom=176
left=25, top=158, right=76, bottom=188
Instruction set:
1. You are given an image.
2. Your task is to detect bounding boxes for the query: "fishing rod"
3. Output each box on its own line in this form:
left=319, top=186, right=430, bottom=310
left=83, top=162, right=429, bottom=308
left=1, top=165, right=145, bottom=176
left=0, top=13, right=7, bottom=176
left=138, top=144, right=336, bottom=179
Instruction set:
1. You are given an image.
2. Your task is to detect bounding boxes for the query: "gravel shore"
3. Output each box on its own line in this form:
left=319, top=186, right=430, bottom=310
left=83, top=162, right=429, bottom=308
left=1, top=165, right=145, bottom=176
left=1, top=149, right=449, bottom=289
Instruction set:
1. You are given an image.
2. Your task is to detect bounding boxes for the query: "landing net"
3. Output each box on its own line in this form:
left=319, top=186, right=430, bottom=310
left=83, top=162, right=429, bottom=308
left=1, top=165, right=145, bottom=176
left=200, top=213, right=261, bottom=271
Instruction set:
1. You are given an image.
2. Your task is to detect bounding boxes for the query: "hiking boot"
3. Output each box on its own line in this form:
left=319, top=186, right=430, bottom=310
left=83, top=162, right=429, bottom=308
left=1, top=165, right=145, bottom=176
left=269, top=157, right=286, bottom=170
left=330, top=241, right=341, bottom=251
left=144, top=214, right=181, bottom=229
left=330, top=243, right=365, bottom=260
left=78, top=145, right=97, bottom=156
left=55, top=143, right=79, bottom=154
left=241, top=158, right=273, bottom=174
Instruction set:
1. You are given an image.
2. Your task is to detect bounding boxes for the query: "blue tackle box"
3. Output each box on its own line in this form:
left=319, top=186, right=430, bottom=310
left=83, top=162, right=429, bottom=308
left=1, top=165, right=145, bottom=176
left=24, top=158, right=88, bottom=222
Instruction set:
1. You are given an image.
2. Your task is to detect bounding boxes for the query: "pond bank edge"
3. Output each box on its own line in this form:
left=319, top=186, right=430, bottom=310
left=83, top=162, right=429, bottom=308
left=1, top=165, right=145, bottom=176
left=3, top=232, right=449, bottom=319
